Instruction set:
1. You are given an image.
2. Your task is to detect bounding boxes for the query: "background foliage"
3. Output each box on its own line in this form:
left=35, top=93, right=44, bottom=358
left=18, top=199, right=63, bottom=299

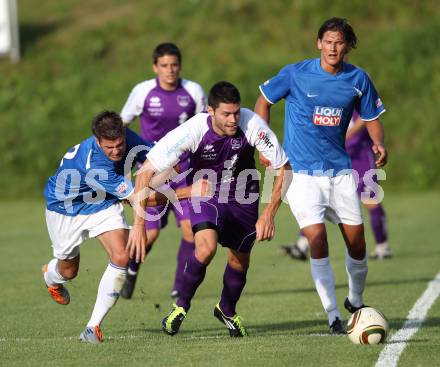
left=1, top=0, right=439, bottom=197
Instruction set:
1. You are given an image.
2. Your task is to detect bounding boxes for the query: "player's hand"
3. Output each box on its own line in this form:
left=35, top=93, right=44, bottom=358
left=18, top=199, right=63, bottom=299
left=191, top=178, right=214, bottom=198
left=255, top=212, right=275, bottom=242
left=126, top=224, right=147, bottom=263
left=372, top=144, right=388, bottom=167
left=259, top=152, right=271, bottom=168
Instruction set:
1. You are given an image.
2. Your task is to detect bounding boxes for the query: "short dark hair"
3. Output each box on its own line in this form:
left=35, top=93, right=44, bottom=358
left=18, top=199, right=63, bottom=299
left=317, top=17, right=357, bottom=49
left=91, top=111, right=124, bottom=141
left=152, top=42, right=182, bottom=64
left=208, top=81, right=241, bottom=110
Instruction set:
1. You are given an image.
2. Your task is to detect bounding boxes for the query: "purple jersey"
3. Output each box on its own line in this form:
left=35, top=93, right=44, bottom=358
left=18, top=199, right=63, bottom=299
left=121, top=78, right=206, bottom=143
left=345, top=110, right=372, bottom=156
left=147, top=109, right=288, bottom=201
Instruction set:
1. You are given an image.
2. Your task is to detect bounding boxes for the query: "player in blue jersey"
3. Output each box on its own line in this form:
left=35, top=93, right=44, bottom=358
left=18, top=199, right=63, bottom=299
left=120, top=42, right=206, bottom=300
left=127, top=82, right=290, bottom=337
left=255, top=17, right=388, bottom=334
left=42, top=111, right=204, bottom=344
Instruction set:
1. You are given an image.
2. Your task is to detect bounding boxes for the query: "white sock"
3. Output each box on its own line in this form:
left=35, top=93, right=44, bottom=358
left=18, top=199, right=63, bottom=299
left=310, top=257, right=341, bottom=325
left=87, top=263, right=127, bottom=327
left=345, top=252, right=368, bottom=308
left=44, top=258, right=67, bottom=286
left=296, top=235, right=309, bottom=253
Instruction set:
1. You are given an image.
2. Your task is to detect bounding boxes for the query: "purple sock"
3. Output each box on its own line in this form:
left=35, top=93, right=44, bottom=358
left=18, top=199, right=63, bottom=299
left=219, top=264, right=247, bottom=317
left=128, top=258, right=140, bottom=273
left=176, top=251, right=206, bottom=312
left=172, top=239, right=195, bottom=293
left=369, top=205, right=388, bottom=244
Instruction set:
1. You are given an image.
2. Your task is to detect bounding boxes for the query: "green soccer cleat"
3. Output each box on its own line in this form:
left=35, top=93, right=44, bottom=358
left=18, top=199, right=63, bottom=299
left=214, top=304, right=248, bottom=337
left=162, top=303, right=186, bottom=336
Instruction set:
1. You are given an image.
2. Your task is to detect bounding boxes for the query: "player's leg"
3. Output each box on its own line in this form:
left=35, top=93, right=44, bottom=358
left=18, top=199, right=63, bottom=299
left=162, top=227, right=218, bottom=335
left=339, top=223, right=368, bottom=312
left=286, top=174, right=343, bottom=333
left=80, top=228, right=129, bottom=344
left=121, top=227, right=160, bottom=299
left=214, top=249, right=250, bottom=337
left=162, top=199, right=221, bottom=335
left=280, top=229, right=309, bottom=261
left=330, top=173, right=368, bottom=314
left=121, top=204, right=168, bottom=299
left=365, top=202, right=391, bottom=259
left=170, top=199, right=195, bottom=298
left=79, top=203, right=130, bottom=344
left=43, top=209, right=84, bottom=305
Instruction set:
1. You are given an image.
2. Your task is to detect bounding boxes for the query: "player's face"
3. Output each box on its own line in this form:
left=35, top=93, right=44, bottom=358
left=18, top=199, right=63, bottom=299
left=153, top=54, right=181, bottom=90
left=98, top=136, right=126, bottom=161
left=208, top=103, right=241, bottom=136
left=317, top=31, right=349, bottom=72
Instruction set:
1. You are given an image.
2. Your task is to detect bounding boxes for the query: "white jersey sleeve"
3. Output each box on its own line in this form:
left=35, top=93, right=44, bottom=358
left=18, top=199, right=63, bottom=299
left=120, top=79, right=156, bottom=124
left=182, top=79, right=206, bottom=113
left=147, top=113, right=209, bottom=172
left=240, top=108, right=288, bottom=169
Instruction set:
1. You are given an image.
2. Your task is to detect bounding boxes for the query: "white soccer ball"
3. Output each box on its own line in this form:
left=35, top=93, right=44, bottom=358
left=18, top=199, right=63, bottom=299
left=346, top=307, right=389, bottom=344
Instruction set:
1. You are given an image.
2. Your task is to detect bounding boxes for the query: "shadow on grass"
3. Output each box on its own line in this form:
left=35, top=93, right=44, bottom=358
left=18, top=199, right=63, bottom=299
left=20, top=21, right=63, bottom=55
left=244, top=277, right=433, bottom=297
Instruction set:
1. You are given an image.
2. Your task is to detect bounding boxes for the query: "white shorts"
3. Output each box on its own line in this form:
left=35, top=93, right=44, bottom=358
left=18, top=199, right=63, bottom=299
left=286, top=173, right=363, bottom=229
left=45, top=202, right=129, bottom=260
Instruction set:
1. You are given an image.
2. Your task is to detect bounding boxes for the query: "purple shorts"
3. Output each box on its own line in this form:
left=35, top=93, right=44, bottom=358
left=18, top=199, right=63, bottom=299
left=350, top=147, right=377, bottom=195
left=189, top=197, right=258, bottom=253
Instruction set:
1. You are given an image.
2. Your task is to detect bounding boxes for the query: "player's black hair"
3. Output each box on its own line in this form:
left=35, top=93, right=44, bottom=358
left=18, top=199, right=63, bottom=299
left=92, top=111, right=124, bottom=141
left=152, top=42, right=182, bottom=64
left=318, top=17, right=357, bottom=49
left=208, top=81, right=241, bottom=110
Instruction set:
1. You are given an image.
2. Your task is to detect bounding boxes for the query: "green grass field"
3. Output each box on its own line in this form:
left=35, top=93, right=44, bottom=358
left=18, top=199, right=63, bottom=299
left=1, top=192, right=439, bottom=366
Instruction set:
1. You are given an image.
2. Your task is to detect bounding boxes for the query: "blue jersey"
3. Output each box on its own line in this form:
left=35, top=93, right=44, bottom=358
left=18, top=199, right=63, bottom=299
left=259, top=58, right=385, bottom=175
left=44, top=129, right=153, bottom=216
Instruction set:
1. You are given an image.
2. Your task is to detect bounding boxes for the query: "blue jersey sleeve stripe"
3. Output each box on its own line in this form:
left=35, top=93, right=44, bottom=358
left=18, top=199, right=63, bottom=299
left=259, top=86, right=275, bottom=105
left=361, top=109, right=386, bottom=122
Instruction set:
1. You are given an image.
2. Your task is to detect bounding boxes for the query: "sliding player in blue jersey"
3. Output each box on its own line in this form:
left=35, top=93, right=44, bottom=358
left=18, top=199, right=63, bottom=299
left=43, top=111, right=203, bottom=344
left=255, top=18, right=388, bottom=334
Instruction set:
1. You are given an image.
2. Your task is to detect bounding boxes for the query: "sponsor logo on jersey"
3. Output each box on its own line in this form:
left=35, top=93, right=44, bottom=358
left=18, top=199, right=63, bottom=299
left=202, top=144, right=216, bottom=160
left=313, top=106, right=343, bottom=126
left=149, top=96, right=161, bottom=107
left=263, top=79, right=270, bottom=86
left=231, top=138, right=241, bottom=150
left=257, top=131, right=274, bottom=148
left=116, top=182, right=128, bottom=194
left=353, top=87, right=363, bottom=98
left=375, top=98, right=383, bottom=108
left=177, top=95, right=190, bottom=107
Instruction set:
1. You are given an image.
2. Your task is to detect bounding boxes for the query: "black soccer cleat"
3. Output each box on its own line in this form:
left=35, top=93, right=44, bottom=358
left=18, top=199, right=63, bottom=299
left=120, top=273, right=138, bottom=299
left=214, top=304, right=248, bottom=337
left=329, top=317, right=346, bottom=335
left=280, top=244, right=308, bottom=261
left=344, top=297, right=367, bottom=314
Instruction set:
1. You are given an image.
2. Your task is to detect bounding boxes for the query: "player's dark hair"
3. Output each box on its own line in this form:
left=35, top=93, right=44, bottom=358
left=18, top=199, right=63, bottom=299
left=318, top=17, right=357, bottom=49
left=208, top=81, right=241, bottom=110
left=92, top=111, right=124, bottom=141
left=152, top=42, right=182, bottom=64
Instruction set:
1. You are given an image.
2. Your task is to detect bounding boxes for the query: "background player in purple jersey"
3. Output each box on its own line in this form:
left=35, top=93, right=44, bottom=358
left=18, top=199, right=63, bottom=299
left=128, top=81, right=290, bottom=337
left=120, top=42, right=206, bottom=299
left=42, top=111, right=206, bottom=344
left=281, top=110, right=392, bottom=260
left=255, top=18, right=388, bottom=334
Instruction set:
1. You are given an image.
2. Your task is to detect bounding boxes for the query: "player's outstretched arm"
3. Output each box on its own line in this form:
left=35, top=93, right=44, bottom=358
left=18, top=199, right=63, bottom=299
left=365, top=119, right=388, bottom=167
left=256, top=163, right=292, bottom=241
left=126, top=160, right=155, bottom=263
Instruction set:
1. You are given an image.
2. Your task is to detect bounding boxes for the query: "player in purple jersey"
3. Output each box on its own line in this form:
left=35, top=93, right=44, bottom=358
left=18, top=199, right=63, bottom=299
left=127, top=82, right=290, bottom=337
left=42, top=111, right=205, bottom=344
left=120, top=43, right=206, bottom=299
left=282, top=110, right=392, bottom=260
left=255, top=18, right=388, bottom=334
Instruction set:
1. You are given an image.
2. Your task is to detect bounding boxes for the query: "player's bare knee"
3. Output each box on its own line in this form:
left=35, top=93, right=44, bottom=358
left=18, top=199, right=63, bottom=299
left=110, top=251, right=129, bottom=268
left=60, top=265, right=79, bottom=280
